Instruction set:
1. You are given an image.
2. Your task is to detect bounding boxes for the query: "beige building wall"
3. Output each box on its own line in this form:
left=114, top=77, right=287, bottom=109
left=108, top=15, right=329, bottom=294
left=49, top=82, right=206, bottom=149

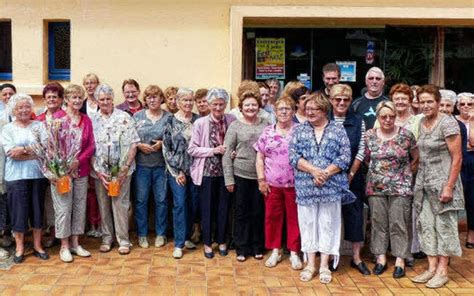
left=1, top=0, right=473, bottom=101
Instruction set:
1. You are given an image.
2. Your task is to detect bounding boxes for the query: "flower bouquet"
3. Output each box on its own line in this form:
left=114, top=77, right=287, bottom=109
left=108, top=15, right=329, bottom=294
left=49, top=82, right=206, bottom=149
left=32, top=118, right=82, bottom=194
left=94, top=116, right=140, bottom=197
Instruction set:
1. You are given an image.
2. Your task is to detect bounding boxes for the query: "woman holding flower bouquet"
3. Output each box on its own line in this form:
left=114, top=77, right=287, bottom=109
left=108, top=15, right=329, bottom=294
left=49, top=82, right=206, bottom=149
left=1, top=94, right=49, bottom=263
left=47, top=84, right=95, bottom=262
left=90, top=84, right=139, bottom=255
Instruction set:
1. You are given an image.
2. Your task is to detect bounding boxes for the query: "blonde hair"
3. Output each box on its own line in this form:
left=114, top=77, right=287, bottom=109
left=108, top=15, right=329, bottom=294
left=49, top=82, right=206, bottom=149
left=330, top=84, right=352, bottom=99
left=82, top=73, right=100, bottom=85
left=64, top=84, right=85, bottom=99
left=376, top=100, right=396, bottom=116
left=304, top=92, right=331, bottom=114
left=281, top=81, right=305, bottom=98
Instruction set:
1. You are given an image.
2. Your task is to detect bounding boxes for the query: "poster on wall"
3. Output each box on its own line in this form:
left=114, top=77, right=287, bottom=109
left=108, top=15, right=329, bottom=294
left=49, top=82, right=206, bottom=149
left=336, top=61, right=357, bottom=82
left=255, top=38, right=285, bottom=80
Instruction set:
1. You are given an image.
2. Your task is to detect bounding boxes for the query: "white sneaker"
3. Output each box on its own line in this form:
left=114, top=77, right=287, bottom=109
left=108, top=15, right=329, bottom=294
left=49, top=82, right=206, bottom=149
left=265, top=251, right=282, bottom=268
left=184, top=240, right=196, bottom=249
left=290, top=253, right=303, bottom=270
left=172, top=247, right=183, bottom=259
left=60, top=248, right=73, bottom=263
left=155, top=236, right=167, bottom=248
left=138, top=236, right=149, bottom=249
left=70, top=245, right=91, bottom=257
left=0, top=247, right=9, bottom=260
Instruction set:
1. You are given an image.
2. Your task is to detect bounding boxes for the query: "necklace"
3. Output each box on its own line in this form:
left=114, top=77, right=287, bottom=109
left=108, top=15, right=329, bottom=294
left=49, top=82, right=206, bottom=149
left=423, top=113, right=440, bottom=130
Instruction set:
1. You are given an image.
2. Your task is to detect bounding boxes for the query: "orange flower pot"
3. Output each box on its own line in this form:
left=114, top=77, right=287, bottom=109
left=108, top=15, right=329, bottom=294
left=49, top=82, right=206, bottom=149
left=108, top=179, right=121, bottom=197
left=57, top=176, right=71, bottom=195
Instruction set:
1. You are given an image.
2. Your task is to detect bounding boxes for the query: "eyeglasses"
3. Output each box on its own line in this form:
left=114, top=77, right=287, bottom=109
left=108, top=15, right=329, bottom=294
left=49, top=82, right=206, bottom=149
left=146, top=96, right=160, bottom=101
left=124, top=91, right=138, bottom=96
left=305, top=107, right=322, bottom=113
left=378, top=114, right=396, bottom=121
left=276, top=107, right=292, bottom=113
left=459, top=102, right=473, bottom=107
left=332, top=97, right=351, bottom=103
left=367, top=77, right=382, bottom=81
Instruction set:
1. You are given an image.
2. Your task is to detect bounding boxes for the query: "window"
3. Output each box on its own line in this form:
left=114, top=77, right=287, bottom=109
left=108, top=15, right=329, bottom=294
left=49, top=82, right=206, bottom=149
left=48, top=21, right=70, bottom=80
left=0, top=21, right=12, bottom=80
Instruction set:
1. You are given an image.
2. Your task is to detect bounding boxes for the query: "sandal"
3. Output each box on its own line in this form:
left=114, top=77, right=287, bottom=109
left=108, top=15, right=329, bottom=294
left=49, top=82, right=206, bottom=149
left=319, top=267, right=332, bottom=284
left=118, top=246, right=130, bottom=255
left=299, top=266, right=316, bottom=282
left=236, top=255, right=246, bottom=262
left=99, top=244, right=111, bottom=253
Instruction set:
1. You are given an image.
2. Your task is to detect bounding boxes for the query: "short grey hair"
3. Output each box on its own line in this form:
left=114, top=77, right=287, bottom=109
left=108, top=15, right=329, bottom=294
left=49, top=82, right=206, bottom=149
left=8, top=93, right=34, bottom=115
left=457, top=92, right=474, bottom=102
left=94, top=84, right=114, bottom=100
left=206, top=88, right=229, bottom=104
left=365, top=66, right=385, bottom=80
left=440, top=89, right=457, bottom=104
left=176, top=87, right=194, bottom=103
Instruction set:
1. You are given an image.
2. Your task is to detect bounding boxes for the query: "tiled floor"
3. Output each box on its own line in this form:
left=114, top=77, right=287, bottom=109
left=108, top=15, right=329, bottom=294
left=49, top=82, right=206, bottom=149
left=0, top=233, right=473, bottom=295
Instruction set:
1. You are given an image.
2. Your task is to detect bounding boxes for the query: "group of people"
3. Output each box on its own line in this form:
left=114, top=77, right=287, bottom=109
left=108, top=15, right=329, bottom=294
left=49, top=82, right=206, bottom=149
left=0, top=63, right=472, bottom=289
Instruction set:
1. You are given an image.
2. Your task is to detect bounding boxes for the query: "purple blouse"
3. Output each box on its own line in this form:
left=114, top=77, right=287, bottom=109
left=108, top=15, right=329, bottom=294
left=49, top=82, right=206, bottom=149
left=254, top=124, right=296, bottom=188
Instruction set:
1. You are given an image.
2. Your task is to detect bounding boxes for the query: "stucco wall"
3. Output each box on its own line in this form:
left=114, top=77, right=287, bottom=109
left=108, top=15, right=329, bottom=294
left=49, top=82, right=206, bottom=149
left=0, top=0, right=473, bottom=99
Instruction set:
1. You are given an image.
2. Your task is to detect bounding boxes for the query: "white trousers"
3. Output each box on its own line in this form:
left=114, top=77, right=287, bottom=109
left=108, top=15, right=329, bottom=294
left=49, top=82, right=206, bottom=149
left=298, top=201, right=341, bottom=265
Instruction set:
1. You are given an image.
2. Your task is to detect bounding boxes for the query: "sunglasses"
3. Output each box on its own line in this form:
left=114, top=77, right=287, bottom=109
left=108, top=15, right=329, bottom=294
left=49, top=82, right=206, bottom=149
left=459, top=102, right=473, bottom=107
left=378, top=114, right=396, bottom=121
left=332, top=97, right=351, bottom=103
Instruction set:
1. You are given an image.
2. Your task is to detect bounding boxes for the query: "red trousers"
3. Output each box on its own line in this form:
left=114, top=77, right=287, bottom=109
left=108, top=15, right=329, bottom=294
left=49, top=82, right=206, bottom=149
left=264, top=186, right=301, bottom=252
left=86, top=178, right=101, bottom=226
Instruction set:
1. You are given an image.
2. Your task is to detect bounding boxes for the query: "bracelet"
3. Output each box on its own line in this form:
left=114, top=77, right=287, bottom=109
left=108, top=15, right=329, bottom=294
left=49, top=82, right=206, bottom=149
left=257, top=178, right=265, bottom=182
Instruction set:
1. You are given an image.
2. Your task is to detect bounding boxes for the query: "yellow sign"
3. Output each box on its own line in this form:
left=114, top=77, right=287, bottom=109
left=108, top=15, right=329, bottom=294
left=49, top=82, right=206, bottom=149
left=256, top=38, right=285, bottom=79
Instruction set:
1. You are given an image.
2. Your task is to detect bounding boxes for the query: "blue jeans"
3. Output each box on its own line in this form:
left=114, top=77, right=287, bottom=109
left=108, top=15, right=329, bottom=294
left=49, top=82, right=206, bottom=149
left=134, top=165, right=167, bottom=237
left=167, top=173, right=198, bottom=248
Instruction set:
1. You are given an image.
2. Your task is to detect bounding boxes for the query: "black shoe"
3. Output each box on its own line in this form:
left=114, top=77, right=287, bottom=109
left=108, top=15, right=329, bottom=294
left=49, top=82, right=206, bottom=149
left=350, top=260, right=371, bottom=275
left=13, top=254, right=24, bottom=264
left=393, top=266, right=405, bottom=278
left=204, top=251, right=214, bottom=259
left=466, top=242, right=474, bottom=249
left=328, top=260, right=338, bottom=272
left=218, top=248, right=228, bottom=257
left=373, top=263, right=387, bottom=275
left=33, top=250, right=50, bottom=260
left=412, top=251, right=427, bottom=259
left=405, top=258, right=414, bottom=267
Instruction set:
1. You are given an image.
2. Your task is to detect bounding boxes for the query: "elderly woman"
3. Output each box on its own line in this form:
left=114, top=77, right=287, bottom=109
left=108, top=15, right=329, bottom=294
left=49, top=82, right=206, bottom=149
left=411, top=85, right=464, bottom=288
left=117, top=79, right=143, bottom=116
left=90, top=84, right=139, bottom=255
left=36, top=82, right=65, bottom=248
left=81, top=73, right=101, bottom=239
left=49, top=84, right=95, bottom=262
left=289, top=93, right=354, bottom=283
left=255, top=97, right=302, bottom=269
left=455, top=93, right=474, bottom=248
left=194, top=88, right=210, bottom=117
left=1, top=94, right=49, bottom=263
left=0, top=83, right=16, bottom=251
left=134, top=85, right=171, bottom=249
left=163, top=88, right=200, bottom=259
left=365, top=101, right=419, bottom=278
left=36, top=82, right=64, bottom=121
left=223, top=83, right=268, bottom=262
left=188, top=88, right=236, bottom=258
left=328, top=84, right=369, bottom=275
left=230, top=81, right=272, bottom=123
left=162, top=86, right=179, bottom=114
left=81, top=73, right=100, bottom=115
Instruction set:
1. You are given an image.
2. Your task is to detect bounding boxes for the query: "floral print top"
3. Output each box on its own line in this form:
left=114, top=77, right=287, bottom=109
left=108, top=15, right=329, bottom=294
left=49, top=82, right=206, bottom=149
left=289, top=120, right=355, bottom=205
left=365, top=127, right=417, bottom=197
left=254, top=123, right=297, bottom=188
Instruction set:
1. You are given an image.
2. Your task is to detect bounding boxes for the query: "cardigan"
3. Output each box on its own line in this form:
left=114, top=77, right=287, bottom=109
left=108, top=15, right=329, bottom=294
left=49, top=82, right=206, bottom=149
left=188, top=113, right=236, bottom=186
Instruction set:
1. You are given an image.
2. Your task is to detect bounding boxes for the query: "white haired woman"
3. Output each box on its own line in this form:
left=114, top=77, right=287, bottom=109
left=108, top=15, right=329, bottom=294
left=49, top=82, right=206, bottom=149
left=163, top=88, right=200, bottom=259
left=90, top=84, right=139, bottom=255
left=188, top=88, right=236, bottom=258
left=1, top=94, right=49, bottom=263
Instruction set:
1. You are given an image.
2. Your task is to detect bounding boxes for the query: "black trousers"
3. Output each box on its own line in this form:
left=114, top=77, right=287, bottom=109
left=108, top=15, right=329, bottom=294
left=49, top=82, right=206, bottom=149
left=6, top=178, right=48, bottom=233
left=200, top=176, right=229, bottom=246
left=233, top=176, right=265, bottom=256
left=342, top=178, right=365, bottom=242
left=462, top=151, right=474, bottom=231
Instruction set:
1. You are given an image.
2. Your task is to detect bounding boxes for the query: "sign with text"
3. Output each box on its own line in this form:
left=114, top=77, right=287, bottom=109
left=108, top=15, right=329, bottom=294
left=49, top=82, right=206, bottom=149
left=256, top=38, right=285, bottom=79
left=336, top=61, right=357, bottom=82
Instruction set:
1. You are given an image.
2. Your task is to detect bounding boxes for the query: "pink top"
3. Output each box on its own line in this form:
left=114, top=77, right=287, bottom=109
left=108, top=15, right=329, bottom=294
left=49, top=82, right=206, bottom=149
left=53, top=110, right=95, bottom=178
left=254, top=124, right=296, bottom=188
